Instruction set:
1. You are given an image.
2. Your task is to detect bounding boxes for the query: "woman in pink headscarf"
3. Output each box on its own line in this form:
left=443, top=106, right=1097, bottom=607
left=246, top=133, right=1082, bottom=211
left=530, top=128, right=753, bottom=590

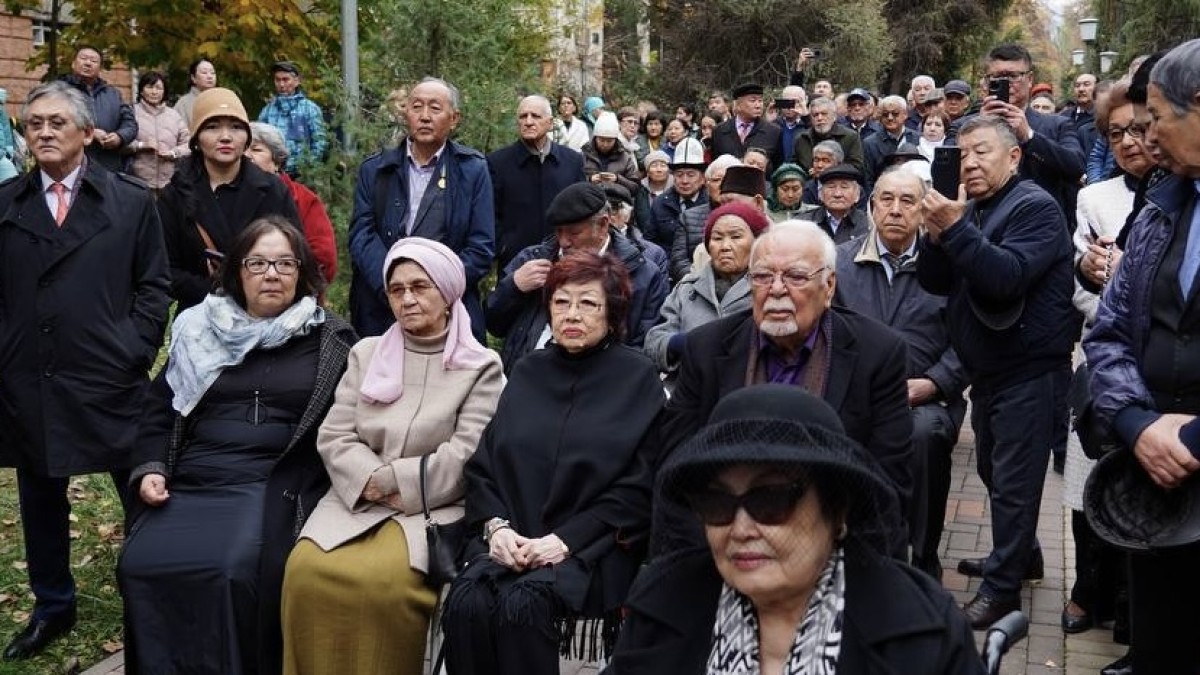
left=279, top=237, right=504, bottom=675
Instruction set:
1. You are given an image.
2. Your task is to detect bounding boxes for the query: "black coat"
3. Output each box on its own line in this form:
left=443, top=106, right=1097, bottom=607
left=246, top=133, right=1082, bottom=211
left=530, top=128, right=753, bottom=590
left=128, top=314, right=357, bottom=675
left=603, top=548, right=985, bottom=674
left=462, top=341, right=664, bottom=611
left=157, top=158, right=301, bottom=309
left=0, top=163, right=170, bottom=476
left=711, top=117, right=783, bottom=170
left=487, top=140, right=585, bottom=270
left=655, top=308, right=913, bottom=553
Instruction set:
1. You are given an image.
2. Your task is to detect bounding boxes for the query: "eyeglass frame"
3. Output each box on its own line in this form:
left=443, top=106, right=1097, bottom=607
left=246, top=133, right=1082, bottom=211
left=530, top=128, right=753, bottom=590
left=984, top=70, right=1031, bottom=84
left=242, top=256, right=301, bottom=276
left=748, top=266, right=829, bottom=289
left=1107, top=121, right=1148, bottom=144
left=687, top=481, right=809, bottom=526
left=548, top=295, right=606, bottom=316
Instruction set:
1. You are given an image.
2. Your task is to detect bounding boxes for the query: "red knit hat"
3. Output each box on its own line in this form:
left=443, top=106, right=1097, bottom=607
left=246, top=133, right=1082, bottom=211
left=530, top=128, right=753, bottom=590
left=704, top=202, right=771, bottom=245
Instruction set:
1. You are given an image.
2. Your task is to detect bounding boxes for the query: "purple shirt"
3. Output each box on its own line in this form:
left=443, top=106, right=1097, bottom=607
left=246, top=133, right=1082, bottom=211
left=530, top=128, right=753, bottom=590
left=754, top=313, right=825, bottom=385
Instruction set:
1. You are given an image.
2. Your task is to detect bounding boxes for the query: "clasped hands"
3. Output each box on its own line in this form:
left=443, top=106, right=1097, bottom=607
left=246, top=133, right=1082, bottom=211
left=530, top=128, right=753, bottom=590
left=488, top=527, right=568, bottom=572
left=360, top=467, right=403, bottom=510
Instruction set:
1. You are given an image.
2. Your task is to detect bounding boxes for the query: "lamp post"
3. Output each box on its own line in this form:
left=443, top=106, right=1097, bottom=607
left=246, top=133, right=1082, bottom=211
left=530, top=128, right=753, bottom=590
left=1078, top=17, right=1099, bottom=75
left=1100, top=51, right=1119, bottom=74
left=1071, top=49, right=1086, bottom=67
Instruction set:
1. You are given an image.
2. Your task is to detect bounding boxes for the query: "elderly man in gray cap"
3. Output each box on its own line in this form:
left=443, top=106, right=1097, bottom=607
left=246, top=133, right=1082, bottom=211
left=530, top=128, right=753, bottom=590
left=486, top=182, right=669, bottom=374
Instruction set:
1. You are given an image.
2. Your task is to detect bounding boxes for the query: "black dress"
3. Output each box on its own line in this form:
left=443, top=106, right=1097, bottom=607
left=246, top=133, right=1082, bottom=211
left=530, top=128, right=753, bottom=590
left=119, top=333, right=318, bottom=674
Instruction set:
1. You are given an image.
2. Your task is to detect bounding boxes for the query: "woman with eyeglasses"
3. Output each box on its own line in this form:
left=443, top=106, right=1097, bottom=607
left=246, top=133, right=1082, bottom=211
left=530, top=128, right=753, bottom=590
left=157, top=87, right=300, bottom=312
left=605, top=384, right=984, bottom=674
left=280, top=237, right=503, bottom=675
left=441, top=251, right=665, bottom=675
left=119, top=217, right=357, bottom=674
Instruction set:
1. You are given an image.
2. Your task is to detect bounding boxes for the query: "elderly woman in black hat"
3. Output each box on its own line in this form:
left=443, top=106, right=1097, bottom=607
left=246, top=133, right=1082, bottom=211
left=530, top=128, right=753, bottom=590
left=157, top=87, right=300, bottom=310
left=606, top=385, right=983, bottom=674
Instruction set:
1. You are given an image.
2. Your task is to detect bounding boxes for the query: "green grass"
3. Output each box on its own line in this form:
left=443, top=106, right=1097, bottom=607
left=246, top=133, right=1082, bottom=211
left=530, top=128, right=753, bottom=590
left=0, top=472, right=125, bottom=674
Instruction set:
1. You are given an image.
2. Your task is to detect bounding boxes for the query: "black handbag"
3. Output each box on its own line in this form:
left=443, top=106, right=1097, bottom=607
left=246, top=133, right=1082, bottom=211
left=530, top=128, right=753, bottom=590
left=419, top=453, right=466, bottom=588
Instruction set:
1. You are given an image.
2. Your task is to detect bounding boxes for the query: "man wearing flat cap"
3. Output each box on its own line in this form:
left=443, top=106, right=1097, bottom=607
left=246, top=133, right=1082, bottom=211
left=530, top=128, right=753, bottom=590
left=486, top=182, right=669, bottom=374
left=258, top=61, right=327, bottom=175
left=601, top=182, right=669, bottom=278
left=813, top=163, right=870, bottom=244
left=943, top=80, right=974, bottom=122
left=711, top=83, right=782, bottom=171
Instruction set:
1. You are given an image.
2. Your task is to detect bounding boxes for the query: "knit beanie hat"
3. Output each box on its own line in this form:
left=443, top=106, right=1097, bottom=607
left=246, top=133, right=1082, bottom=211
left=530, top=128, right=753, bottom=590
left=703, top=202, right=771, bottom=245
left=592, top=112, right=620, bottom=139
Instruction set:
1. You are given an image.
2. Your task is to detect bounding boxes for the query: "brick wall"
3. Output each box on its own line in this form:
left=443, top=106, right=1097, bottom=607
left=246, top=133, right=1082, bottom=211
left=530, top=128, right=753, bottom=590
left=0, top=11, right=133, bottom=122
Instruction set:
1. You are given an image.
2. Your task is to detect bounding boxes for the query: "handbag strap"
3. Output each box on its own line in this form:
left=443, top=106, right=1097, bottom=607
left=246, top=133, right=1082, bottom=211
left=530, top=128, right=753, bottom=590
left=419, top=453, right=433, bottom=521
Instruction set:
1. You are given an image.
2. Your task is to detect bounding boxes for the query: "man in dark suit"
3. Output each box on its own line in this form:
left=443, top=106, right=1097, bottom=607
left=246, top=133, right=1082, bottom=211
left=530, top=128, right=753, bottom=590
left=0, top=81, right=170, bottom=659
left=653, top=220, right=913, bottom=555
left=711, top=83, right=783, bottom=171
left=835, top=167, right=968, bottom=579
left=811, top=163, right=871, bottom=244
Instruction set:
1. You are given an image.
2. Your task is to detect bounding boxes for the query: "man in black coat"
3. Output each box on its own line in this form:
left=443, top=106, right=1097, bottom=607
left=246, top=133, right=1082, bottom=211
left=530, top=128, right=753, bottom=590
left=863, top=96, right=921, bottom=190
left=834, top=168, right=968, bottom=579
left=486, top=182, right=669, bottom=374
left=487, top=95, right=585, bottom=270
left=919, top=115, right=1074, bottom=629
left=810, top=163, right=871, bottom=245
left=793, top=97, right=867, bottom=175
left=654, top=220, right=913, bottom=555
left=0, top=81, right=170, bottom=659
left=710, top=83, right=782, bottom=171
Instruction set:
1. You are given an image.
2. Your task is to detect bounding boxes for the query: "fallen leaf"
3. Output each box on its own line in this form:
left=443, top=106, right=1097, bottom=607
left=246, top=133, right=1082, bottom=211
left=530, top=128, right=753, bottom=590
left=73, top=554, right=93, bottom=569
left=101, top=639, right=123, bottom=653
left=10, top=560, right=26, bottom=570
left=63, top=655, right=81, bottom=674
left=67, top=513, right=79, bottom=523
left=2, top=519, right=16, bottom=526
left=68, top=529, right=81, bottom=540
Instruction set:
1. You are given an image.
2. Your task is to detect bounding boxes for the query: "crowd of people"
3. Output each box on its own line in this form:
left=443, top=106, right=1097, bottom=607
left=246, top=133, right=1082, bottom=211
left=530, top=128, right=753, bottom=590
left=0, top=32, right=1199, bottom=675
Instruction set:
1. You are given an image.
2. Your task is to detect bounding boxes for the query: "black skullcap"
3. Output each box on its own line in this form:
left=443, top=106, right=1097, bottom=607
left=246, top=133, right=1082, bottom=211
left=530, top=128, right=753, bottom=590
left=719, top=165, right=766, bottom=197
left=731, top=83, right=764, bottom=99
left=546, top=182, right=609, bottom=227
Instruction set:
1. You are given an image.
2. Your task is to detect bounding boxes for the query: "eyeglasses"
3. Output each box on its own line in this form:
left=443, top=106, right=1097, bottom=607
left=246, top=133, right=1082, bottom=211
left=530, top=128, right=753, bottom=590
left=985, top=71, right=1030, bottom=83
left=880, top=110, right=904, bottom=118
left=748, top=267, right=827, bottom=289
left=388, top=281, right=437, bottom=297
left=242, top=257, right=300, bottom=275
left=550, top=296, right=605, bottom=315
left=689, top=482, right=808, bottom=526
left=1107, top=122, right=1148, bottom=144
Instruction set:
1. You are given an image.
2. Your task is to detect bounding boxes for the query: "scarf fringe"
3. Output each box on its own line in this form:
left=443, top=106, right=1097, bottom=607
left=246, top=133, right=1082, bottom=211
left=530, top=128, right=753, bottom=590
left=557, top=610, right=622, bottom=662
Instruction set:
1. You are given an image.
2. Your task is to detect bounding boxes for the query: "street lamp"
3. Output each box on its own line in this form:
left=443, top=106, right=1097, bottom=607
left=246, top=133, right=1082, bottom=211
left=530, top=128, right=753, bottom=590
left=1100, top=51, right=1119, bottom=74
left=1078, top=17, right=1099, bottom=43
left=1071, top=49, right=1086, bottom=67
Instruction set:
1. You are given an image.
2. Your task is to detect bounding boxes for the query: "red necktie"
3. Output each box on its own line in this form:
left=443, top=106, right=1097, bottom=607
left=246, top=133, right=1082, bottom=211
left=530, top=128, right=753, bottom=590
left=51, top=182, right=68, bottom=226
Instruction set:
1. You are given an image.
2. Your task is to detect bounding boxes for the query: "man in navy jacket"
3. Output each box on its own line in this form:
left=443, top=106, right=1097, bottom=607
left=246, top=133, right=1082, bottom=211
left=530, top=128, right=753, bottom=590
left=348, top=78, right=494, bottom=338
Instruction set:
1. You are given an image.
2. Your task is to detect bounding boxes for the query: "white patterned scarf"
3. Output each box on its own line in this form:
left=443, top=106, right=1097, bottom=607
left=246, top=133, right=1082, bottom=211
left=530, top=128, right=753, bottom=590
left=707, top=545, right=845, bottom=675
left=166, top=294, right=325, bottom=415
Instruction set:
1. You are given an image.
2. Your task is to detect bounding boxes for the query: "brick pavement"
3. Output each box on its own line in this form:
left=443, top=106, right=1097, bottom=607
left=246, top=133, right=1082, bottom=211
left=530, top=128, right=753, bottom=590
left=83, top=420, right=1126, bottom=675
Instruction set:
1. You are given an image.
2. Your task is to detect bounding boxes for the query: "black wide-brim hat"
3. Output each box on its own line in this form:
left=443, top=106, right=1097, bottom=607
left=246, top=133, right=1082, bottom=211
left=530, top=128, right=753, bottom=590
left=1085, top=449, right=1200, bottom=552
left=659, top=385, right=900, bottom=536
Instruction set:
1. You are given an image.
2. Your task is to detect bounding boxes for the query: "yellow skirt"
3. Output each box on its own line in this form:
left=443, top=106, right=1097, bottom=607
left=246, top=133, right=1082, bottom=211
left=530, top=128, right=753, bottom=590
left=281, top=520, right=437, bottom=675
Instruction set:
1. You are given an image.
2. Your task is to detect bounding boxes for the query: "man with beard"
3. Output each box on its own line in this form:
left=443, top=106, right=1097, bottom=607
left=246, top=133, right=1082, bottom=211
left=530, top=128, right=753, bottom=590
left=653, top=219, right=913, bottom=556
left=794, top=97, right=866, bottom=175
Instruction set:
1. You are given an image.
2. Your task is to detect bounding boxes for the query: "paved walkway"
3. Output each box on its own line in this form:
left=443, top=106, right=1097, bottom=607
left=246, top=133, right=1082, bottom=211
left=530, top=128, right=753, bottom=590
left=83, top=420, right=1126, bottom=675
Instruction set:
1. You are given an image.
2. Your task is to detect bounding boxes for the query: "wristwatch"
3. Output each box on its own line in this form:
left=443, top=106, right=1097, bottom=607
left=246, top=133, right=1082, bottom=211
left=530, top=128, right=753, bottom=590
left=484, top=517, right=511, bottom=543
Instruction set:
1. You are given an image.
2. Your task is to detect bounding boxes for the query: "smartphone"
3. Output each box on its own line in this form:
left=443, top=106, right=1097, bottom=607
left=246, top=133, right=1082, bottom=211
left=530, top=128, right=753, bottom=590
left=776, top=99, right=797, bottom=110
left=988, top=77, right=1010, bottom=104
left=931, top=146, right=962, bottom=199
left=806, top=47, right=824, bottom=60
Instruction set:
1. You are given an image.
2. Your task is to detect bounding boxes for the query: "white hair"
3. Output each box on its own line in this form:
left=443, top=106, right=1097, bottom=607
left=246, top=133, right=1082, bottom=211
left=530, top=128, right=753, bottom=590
left=880, top=95, right=907, bottom=111
left=911, top=75, right=935, bottom=90
left=520, top=94, right=553, bottom=118
left=706, top=154, right=742, bottom=179
left=750, top=219, right=837, bottom=272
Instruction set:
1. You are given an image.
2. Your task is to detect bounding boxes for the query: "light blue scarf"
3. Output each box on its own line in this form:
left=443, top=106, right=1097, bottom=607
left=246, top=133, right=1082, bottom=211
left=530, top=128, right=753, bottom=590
left=166, top=294, right=325, bottom=415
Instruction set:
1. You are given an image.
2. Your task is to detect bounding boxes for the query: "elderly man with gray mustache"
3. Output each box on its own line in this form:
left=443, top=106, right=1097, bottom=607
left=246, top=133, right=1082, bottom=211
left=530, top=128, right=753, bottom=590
left=651, top=220, right=914, bottom=559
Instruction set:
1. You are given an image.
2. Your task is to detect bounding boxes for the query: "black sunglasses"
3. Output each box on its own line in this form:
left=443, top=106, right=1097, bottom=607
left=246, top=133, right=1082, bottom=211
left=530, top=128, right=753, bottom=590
left=688, top=481, right=808, bottom=526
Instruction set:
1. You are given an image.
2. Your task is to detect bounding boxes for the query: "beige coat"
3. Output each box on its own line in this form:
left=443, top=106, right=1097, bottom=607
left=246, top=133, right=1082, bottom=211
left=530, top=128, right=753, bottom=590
left=298, top=334, right=504, bottom=573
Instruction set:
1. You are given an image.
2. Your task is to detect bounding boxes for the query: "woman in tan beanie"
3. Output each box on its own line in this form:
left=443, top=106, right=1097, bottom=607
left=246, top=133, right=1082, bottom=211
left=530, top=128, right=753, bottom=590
left=156, top=87, right=301, bottom=311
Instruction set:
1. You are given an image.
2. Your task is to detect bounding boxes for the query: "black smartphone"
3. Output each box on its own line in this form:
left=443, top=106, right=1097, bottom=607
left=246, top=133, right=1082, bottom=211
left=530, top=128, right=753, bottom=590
left=807, top=47, right=824, bottom=60
left=988, top=77, right=1010, bottom=104
left=931, top=146, right=962, bottom=199
left=776, top=99, right=796, bottom=110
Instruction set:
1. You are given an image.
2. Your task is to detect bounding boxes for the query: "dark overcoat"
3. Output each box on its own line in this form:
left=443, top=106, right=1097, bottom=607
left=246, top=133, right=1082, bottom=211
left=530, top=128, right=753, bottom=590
left=0, top=163, right=170, bottom=476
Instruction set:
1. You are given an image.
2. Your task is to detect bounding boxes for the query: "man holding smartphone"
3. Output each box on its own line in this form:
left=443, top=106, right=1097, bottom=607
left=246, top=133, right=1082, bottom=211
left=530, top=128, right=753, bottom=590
left=947, top=43, right=1085, bottom=218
